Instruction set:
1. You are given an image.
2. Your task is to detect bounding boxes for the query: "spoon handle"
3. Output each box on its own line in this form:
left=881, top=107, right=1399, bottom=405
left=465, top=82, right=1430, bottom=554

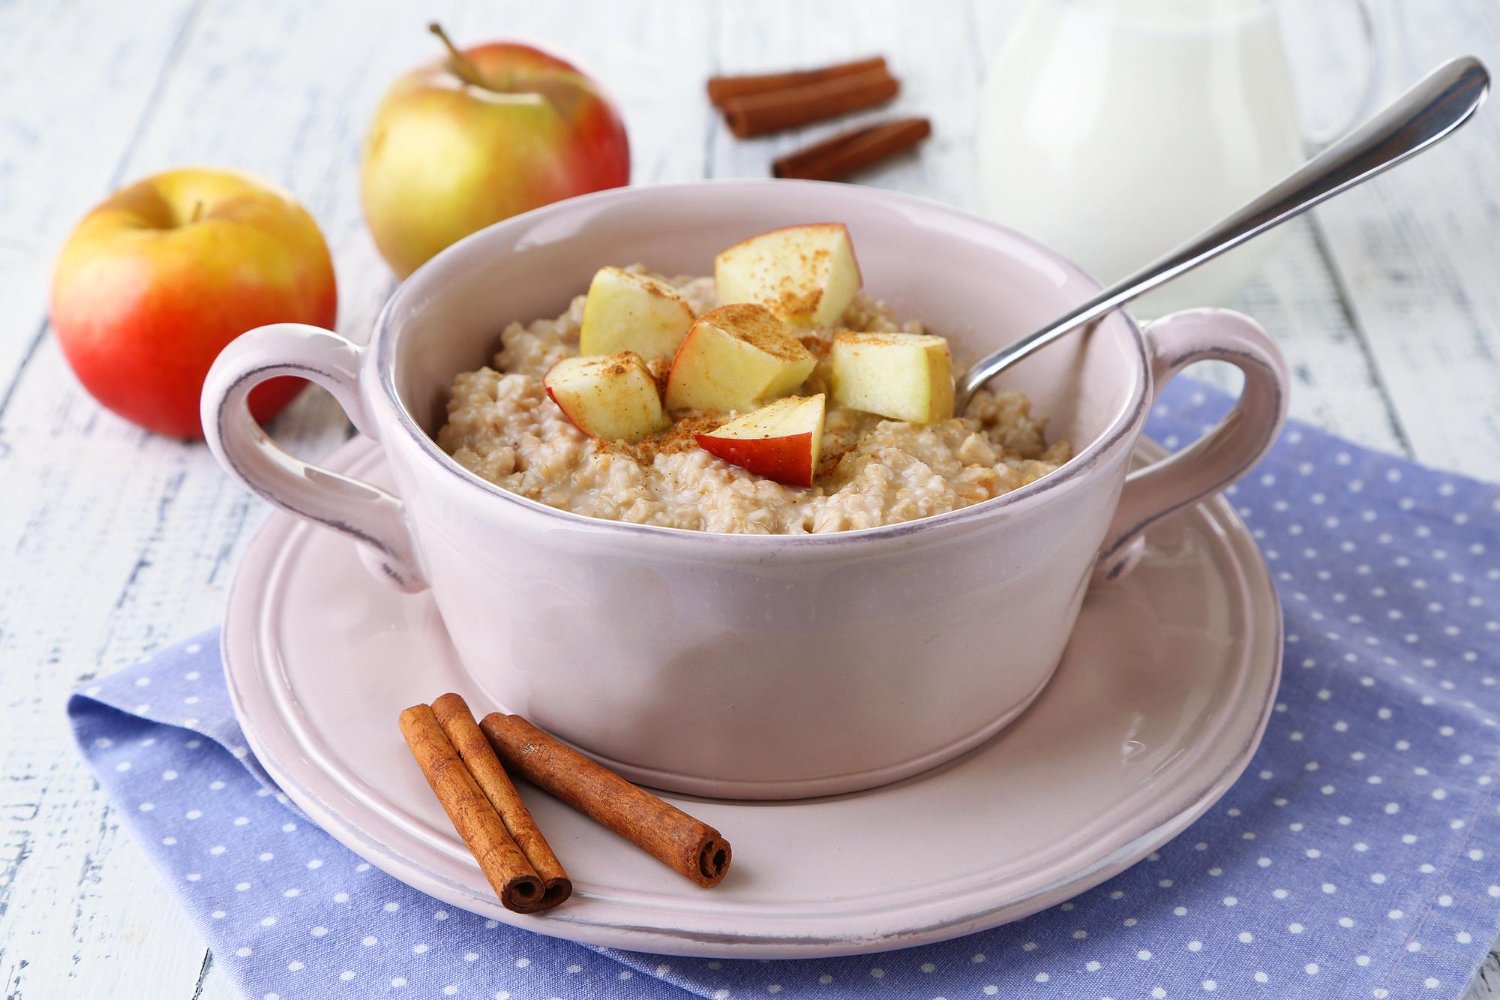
left=956, top=56, right=1490, bottom=409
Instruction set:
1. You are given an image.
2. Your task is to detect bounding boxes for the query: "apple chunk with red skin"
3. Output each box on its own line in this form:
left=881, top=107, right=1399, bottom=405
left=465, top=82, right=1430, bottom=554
left=696, top=394, right=826, bottom=488
left=664, top=303, right=816, bottom=414
left=830, top=331, right=955, bottom=424
left=715, top=223, right=862, bottom=328
left=543, top=352, right=669, bottom=443
left=578, top=267, right=695, bottom=360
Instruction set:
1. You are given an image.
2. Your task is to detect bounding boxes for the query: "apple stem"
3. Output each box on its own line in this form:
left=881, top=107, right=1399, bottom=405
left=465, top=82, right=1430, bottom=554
left=190, top=200, right=204, bottom=224
left=428, top=22, right=485, bottom=89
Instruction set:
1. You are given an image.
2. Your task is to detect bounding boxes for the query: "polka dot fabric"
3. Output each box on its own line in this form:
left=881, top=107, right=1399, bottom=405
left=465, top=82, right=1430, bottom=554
left=69, top=379, right=1500, bottom=999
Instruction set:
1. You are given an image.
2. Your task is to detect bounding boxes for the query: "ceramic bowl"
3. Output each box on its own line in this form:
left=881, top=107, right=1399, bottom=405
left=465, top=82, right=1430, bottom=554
left=202, top=180, right=1287, bottom=799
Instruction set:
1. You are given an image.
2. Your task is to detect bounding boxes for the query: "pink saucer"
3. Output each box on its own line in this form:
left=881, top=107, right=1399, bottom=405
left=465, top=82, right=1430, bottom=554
left=222, top=437, right=1281, bottom=958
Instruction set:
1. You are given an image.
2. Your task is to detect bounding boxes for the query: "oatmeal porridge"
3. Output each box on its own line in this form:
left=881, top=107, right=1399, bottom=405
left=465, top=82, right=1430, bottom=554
left=437, top=228, right=1071, bottom=534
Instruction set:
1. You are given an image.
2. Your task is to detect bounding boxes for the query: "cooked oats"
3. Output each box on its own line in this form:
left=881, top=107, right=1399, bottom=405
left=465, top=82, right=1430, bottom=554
left=437, top=270, right=1071, bottom=534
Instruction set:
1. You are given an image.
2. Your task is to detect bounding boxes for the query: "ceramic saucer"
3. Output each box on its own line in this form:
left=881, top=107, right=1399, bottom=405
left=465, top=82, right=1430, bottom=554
left=223, top=437, right=1281, bottom=958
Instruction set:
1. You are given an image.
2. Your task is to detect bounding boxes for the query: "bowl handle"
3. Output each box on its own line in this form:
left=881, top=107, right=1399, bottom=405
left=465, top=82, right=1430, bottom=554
left=201, top=323, right=428, bottom=592
left=1092, top=308, right=1288, bottom=585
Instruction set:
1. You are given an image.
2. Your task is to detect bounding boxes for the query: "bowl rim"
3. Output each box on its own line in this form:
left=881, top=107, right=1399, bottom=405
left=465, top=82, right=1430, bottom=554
left=373, top=178, right=1151, bottom=547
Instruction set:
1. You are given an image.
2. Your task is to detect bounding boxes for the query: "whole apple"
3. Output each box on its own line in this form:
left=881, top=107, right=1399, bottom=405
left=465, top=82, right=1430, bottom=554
left=361, top=25, right=630, bottom=278
left=51, top=168, right=337, bottom=438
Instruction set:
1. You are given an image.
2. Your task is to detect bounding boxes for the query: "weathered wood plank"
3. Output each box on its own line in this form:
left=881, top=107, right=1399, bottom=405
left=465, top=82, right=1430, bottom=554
left=1209, top=218, right=1409, bottom=456
left=0, top=0, right=201, bottom=416
left=1306, top=4, right=1500, bottom=479
left=0, top=0, right=469, bottom=996
left=1468, top=953, right=1500, bottom=1000
left=0, top=3, right=217, bottom=996
left=194, top=953, right=240, bottom=1000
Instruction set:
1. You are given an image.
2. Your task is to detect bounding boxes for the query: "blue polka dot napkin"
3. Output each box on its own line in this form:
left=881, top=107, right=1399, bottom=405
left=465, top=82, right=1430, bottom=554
left=69, top=379, right=1500, bottom=999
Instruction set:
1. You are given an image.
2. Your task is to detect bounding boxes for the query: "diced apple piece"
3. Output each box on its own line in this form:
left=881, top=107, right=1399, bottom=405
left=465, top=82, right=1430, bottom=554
left=543, top=352, right=670, bottom=443
left=664, top=303, right=817, bottom=413
left=578, top=266, right=696, bottom=360
left=714, top=223, right=862, bottom=328
left=696, top=394, right=826, bottom=488
left=829, top=331, right=955, bottom=423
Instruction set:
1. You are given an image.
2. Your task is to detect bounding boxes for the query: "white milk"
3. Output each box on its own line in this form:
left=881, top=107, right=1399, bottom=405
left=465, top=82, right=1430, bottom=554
left=976, top=0, right=1305, bottom=314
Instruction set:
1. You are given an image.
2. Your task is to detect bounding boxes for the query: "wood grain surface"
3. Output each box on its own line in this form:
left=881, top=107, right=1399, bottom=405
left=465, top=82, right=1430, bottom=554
left=0, top=1, right=1495, bottom=996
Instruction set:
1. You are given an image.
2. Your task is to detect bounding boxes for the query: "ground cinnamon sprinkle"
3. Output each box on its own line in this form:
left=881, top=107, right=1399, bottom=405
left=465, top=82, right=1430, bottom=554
left=711, top=303, right=810, bottom=360
left=776, top=286, right=822, bottom=319
left=816, top=443, right=851, bottom=480
left=799, top=334, right=832, bottom=360
left=834, top=330, right=900, bottom=347
left=596, top=412, right=726, bottom=464
left=770, top=255, right=827, bottom=318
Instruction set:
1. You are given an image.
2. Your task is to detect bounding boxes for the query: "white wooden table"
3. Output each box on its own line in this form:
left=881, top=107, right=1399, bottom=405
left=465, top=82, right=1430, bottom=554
left=2, top=1, right=1497, bottom=996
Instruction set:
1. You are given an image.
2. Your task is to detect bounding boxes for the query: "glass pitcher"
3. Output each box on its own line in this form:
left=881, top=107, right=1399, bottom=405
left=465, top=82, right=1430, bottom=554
left=975, top=0, right=1383, bottom=314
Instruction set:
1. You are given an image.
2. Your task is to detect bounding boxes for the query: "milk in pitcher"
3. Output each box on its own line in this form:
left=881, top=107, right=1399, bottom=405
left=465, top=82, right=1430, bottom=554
left=976, top=0, right=1306, bottom=313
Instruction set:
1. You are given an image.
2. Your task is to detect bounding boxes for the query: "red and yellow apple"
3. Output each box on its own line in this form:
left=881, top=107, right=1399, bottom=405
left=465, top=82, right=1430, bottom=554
left=664, top=304, right=816, bottom=413
left=696, top=394, right=826, bottom=487
left=361, top=25, right=630, bottom=279
left=543, top=351, right=668, bottom=443
left=715, top=223, right=862, bottom=328
left=829, top=331, right=954, bottom=423
left=50, top=167, right=337, bottom=439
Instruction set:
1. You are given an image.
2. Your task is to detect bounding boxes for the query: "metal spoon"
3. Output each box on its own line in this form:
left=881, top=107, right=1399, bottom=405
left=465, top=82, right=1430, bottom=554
left=956, top=56, right=1490, bottom=412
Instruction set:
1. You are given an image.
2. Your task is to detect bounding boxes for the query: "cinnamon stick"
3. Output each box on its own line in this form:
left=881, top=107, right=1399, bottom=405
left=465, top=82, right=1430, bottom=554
left=398, top=704, right=547, bottom=913
left=773, top=116, right=933, bottom=181
left=708, top=56, right=888, bottom=108
left=431, top=693, right=571, bottom=910
left=479, top=713, right=732, bottom=888
left=722, top=68, right=900, bottom=138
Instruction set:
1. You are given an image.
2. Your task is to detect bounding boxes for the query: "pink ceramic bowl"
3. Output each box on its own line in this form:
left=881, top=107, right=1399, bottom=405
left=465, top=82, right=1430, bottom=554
left=202, top=181, right=1287, bottom=800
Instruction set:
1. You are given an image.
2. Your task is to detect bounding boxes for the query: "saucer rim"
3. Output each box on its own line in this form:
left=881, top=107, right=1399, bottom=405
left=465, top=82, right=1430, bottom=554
left=223, top=436, right=1282, bottom=958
